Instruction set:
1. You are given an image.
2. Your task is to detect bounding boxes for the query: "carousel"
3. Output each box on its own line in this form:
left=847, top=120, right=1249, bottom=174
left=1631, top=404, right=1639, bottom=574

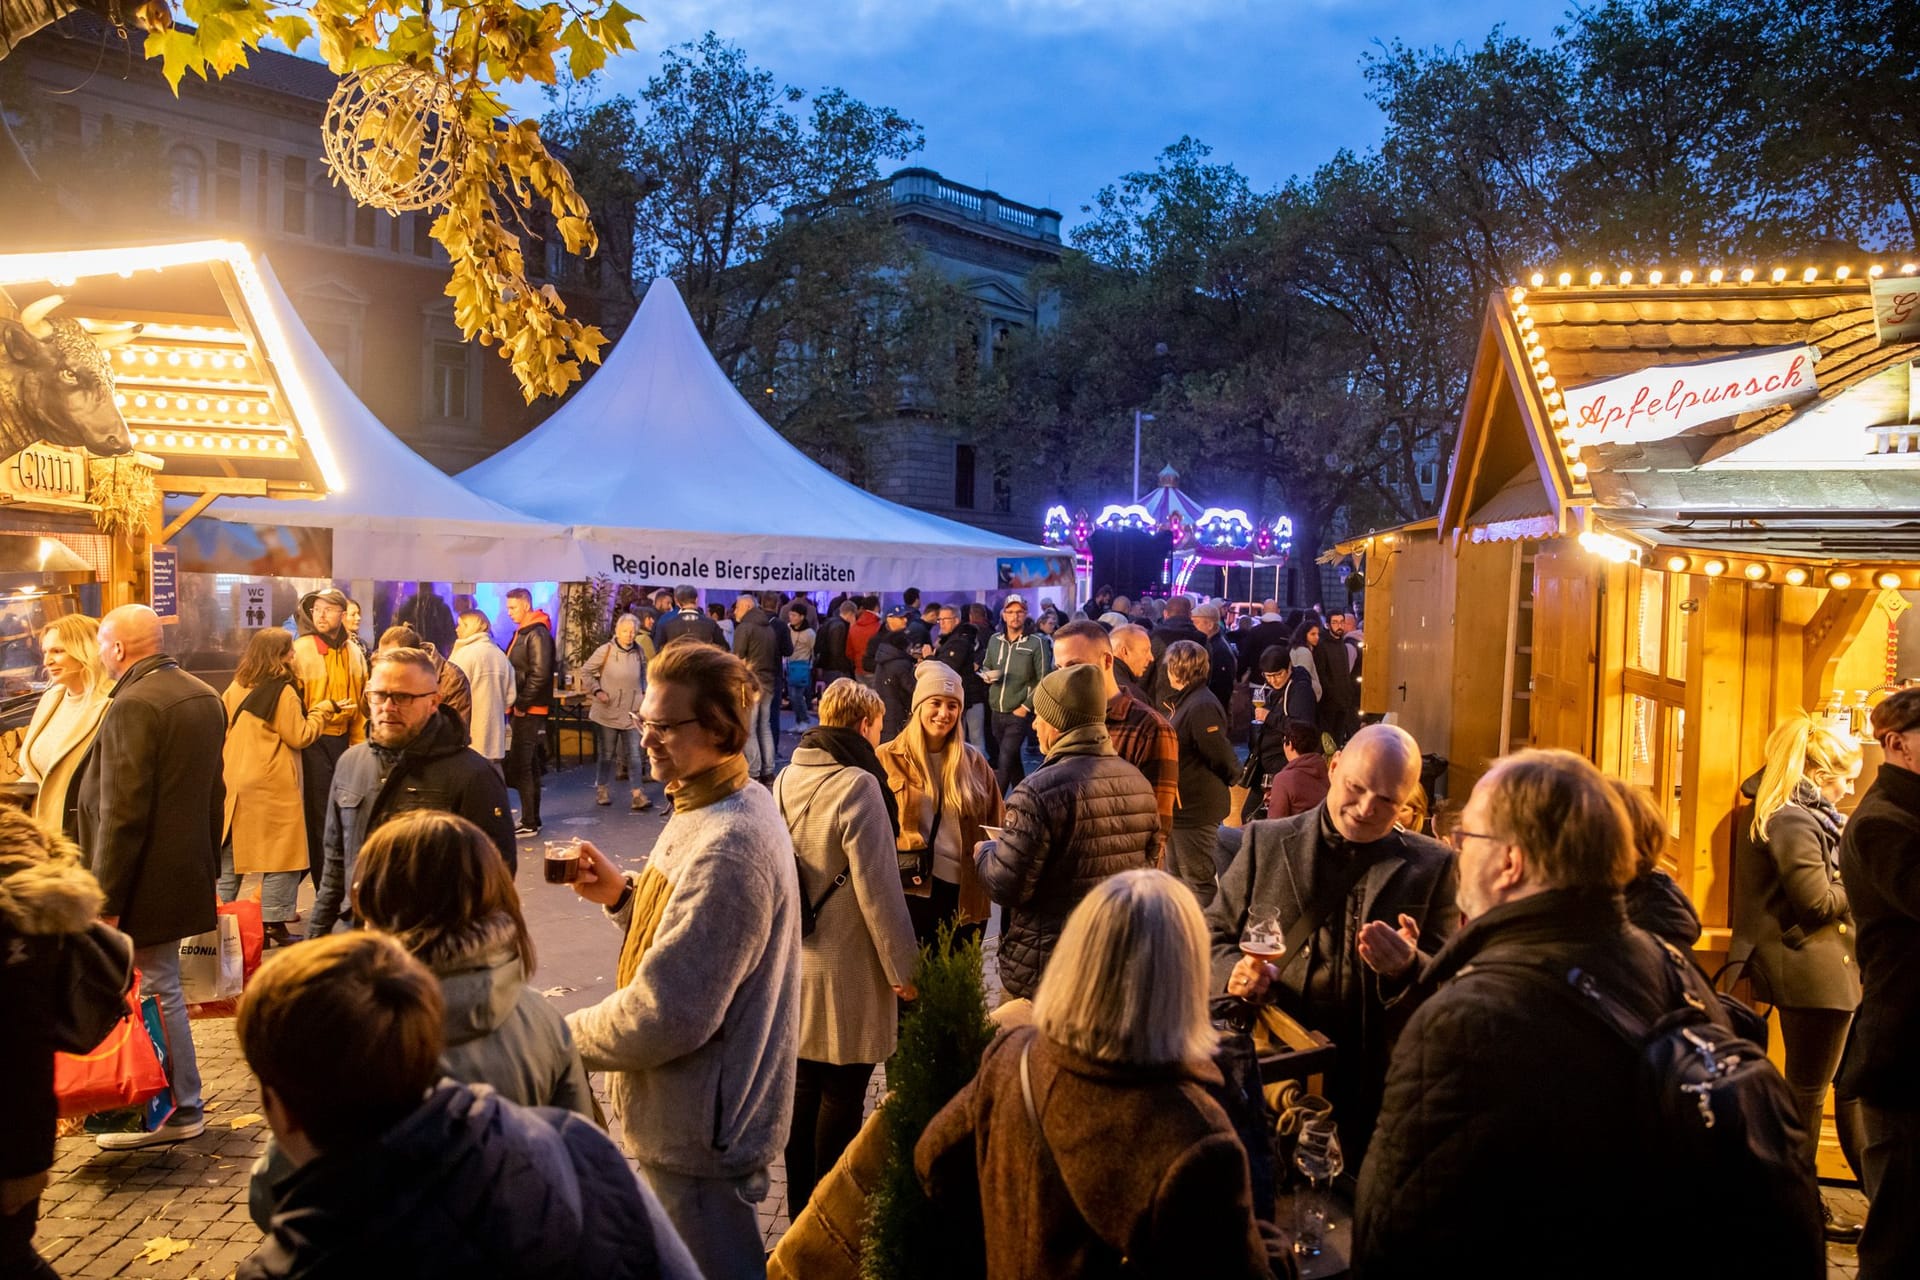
left=1043, top=465, right=1294, bottom=603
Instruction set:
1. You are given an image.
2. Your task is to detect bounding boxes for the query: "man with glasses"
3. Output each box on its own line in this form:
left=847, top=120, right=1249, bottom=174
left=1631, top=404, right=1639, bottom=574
left=933, top=602, right=988, bottom=753
left=983, top=593, right=1052, bottom=791
left=1352, top=748, right=1819, bottom=1276
left=306, top=648, right=515, bottom=937
left=1841, top=688, right=1920, bottom=1277
left=1207, top=722, right=1455, bottom=1163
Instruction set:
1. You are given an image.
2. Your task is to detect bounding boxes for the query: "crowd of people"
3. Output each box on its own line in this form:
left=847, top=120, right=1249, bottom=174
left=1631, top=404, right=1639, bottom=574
left=2, top=580, right=1906, bottom=1279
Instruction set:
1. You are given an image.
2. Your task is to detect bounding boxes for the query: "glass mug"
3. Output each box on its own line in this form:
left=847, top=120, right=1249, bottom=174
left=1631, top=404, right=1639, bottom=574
left=544, top=838, right=583, bottom=884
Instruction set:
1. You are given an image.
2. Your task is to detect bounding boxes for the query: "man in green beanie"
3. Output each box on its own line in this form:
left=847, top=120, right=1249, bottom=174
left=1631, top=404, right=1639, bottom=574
left=975, top=664, right=1162, bottom=1001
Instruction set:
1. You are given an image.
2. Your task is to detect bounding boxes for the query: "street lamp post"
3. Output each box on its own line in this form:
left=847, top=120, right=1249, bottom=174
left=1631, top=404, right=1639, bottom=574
left=1132, top=410, right=1156, bottom=502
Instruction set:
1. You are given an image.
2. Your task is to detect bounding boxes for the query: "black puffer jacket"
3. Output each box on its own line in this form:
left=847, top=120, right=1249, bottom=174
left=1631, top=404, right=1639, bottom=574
left=1354, top=889, right=1822, bottom=1279
left=932, top=621, right=986, bottom=707
left=978, top=726, right=1162, bottom=999
left=240, top=1081, right=697, bottom=1280
left=731, top=606, right=780, bottom=691
left=872, top=629, right=917, bottom=741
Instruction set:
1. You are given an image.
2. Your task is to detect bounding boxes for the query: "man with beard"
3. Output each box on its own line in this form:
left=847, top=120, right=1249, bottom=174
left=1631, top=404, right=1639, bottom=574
left=290, top=588, right=367, bottom=884
left=306, top=649, right=514, bottom=937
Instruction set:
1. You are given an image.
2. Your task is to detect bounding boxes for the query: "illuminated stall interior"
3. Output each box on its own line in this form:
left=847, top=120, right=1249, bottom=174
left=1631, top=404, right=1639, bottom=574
left=1341, top=264, right=1920, bottom=956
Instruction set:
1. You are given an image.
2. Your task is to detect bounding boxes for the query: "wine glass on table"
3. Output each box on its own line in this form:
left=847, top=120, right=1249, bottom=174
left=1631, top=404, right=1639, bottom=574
left=1292, top=1115, right=1345, bottom=1258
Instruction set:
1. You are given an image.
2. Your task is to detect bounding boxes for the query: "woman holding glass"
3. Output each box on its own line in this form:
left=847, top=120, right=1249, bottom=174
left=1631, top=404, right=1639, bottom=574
left=916, top=869, right=1293, bottom=1278
left=18, top=614, right=112, bottom=835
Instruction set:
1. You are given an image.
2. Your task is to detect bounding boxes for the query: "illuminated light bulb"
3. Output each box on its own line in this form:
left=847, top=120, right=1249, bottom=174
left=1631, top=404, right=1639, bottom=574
left=166, top=352, right=181, bottom=366
left=1829, top=570, right=1853, bottom=590
left=1739, top=268, right=1756, bottom=283
left=1619, top=270, right=1634, bottom=285
left=1878, top=571, right=1903, bottom=590
left=1518, top=315, right=1535, bottom=331
left=1533, top=360, right=1550, bottom=376
left=1589, top=270, right=1604, bottom=286
left=232, top=356, right=247, bottom=370
left=195, top=398, right=209, bottom=412
left=199, top=436, right=213, bottom=449
left=1557, top=272, right=1572, bottom=287
left=1803, top=267, right=1818, bottom=283
left=1514, top=304, right=1529, bottom=317
left=1906, top=264, right=1919, bottom=275
left=216, top=399, right=231, bottom=413
left=1530, top=272, right=1544, bottom=287
left=1703, top=559, right=1727, bottom=577
left=1539, top=375, right=1556, bottom=390
left=240, top=438, right=254, bottom=450
left=1709, top=268, right=1725, bottom=284
left=188, top=353, right=204, bottom=368
left=1510, top=286, right=1527, bottom=303
left=1570, top=460, right=1589, bottom=480
left=1783, top=567, right=1808, bottom=587
left=1665, top=555, right=1689, bottom=573
left=142, top=352, right=158, bottom=366
left=1744, top=563, right=1768, bottom=582
left=120, top=349, right=137, bottom=364
left=210, top=353, right=228, bottom=369
left=1771, top=267, right=1787, bottom=283
left=153, top=396, right=169, bottom=410
left=1679, top=269, right=1694, bottom=284
left=1545, top=390, right=1563, bottom=407
left=1647, top=270, right=1663, bottom=284
left=113, top=393, right=127, bottom=408
left=162, top=434, right=178, bottom=448
left=1551, top=408, right=1569, bottom=425
left=275, top=439, right=290, bottom=453
left=217, top=437, right=232, bottom=450
left=1836, top=266, right=1851, bottom=280
left=141, top=433, right=158, bottom=447
left=132, top=395, right=148, bottom=409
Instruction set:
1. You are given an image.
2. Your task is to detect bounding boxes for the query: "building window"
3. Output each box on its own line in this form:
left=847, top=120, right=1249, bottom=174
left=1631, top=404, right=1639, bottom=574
left=412, top=215, right=434, bottom=258
left=281, top=156, right=307, bottom=235
left=991, top=457, right=1012, bottom=513
left=954, top=444, right=977, bottom=509
left=1417, top=460, right=1438, bottom=490
left=167, top=145, right=205, bottom=219
left=308, top=318, right=356, bottom=387
left=353, top=205, right=379, bottom=248
left=429, top=339, right=471, bottom=422
left=313, top=183, right=347, bottom=246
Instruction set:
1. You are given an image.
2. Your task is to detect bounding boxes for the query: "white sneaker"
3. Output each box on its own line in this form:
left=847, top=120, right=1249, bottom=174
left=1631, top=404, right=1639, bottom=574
left=96, top=1115, right=207, bottom=1149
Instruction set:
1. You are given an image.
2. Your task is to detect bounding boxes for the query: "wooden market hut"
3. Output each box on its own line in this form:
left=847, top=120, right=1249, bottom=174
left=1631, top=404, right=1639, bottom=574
left=1341, top=265, right=1920, bottom=957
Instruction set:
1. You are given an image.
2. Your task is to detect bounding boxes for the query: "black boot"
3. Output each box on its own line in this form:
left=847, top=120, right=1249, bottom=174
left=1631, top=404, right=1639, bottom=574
left=263, top=921, right=300, bottom=949
left=1824, top=1198, right=1864, bottom=1245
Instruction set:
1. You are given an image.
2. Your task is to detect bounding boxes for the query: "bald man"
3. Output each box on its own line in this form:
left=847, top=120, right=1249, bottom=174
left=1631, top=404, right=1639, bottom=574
left=1205, top=723, right=1456, bottom=1163
left=1109, top=623, right=1156, bottom=705
left=79, top=604, right=227, bottom=1148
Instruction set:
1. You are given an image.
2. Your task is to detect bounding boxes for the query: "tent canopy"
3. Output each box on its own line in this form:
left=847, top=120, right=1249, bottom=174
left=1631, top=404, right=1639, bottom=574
left=461, top=277, right=1067, bottom=593
left=190, top=259, right=589, bottom=583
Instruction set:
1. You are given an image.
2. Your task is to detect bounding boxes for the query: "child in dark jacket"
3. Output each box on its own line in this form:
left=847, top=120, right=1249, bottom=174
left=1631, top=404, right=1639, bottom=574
left=236, top=932, right=700, bottom=1280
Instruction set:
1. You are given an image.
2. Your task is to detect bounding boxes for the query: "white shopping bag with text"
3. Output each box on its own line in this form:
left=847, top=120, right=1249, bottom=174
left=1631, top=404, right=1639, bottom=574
left=179, top=912, right=244, bottom=1004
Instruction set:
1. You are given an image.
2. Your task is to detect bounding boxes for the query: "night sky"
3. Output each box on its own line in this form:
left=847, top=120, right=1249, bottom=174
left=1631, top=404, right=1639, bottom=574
left=512, top=0, right=1565, bottom=228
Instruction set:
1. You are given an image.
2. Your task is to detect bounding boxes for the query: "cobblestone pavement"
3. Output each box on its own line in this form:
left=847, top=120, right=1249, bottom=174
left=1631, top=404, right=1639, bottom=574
left=28, top=719, right=1869, bottom=1277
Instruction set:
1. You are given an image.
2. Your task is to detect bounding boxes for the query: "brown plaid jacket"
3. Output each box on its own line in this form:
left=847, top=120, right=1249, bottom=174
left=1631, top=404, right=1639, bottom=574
left=1106, top=686, right=1179, bottom=844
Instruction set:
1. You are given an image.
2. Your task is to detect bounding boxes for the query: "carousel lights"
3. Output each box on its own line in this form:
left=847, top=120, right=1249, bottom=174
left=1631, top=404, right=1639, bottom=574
left=1193, top=507, right=1256, bottom=550
left=1095, top=503, right=1158, bottom=532
left=1042, top=505, right=1073, bottom=547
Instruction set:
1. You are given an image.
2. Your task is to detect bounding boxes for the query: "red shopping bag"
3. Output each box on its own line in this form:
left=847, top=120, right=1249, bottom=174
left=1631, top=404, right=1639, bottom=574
left=54, top=971, right=169, bottom=1119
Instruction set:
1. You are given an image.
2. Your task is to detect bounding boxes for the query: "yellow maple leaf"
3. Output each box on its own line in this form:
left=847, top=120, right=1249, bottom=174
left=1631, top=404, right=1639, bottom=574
left=228, top=1113, right=264, bottom=1129
left=139, top=1237, right=193, bottom=1263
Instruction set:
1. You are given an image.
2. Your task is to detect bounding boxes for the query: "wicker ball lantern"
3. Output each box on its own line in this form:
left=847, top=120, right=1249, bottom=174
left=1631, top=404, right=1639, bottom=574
left=320, top=63, right=467, bottom=213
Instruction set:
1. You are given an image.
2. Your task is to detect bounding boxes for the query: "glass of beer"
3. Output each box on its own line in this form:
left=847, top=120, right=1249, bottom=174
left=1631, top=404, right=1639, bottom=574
left=544, top=838, right=583, bottom=884
left=1241, top=907, right=1284, bottom=962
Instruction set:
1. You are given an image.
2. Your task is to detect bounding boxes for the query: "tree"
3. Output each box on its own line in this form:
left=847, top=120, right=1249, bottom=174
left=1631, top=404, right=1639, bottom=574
left=1, top=0, right=645, bottom=403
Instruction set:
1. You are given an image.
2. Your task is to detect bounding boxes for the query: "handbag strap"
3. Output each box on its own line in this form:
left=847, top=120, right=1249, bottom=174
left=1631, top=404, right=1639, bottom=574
left=1271, top=845, right=1373, bottom=980
left=777, top=772, right=851, bottom=917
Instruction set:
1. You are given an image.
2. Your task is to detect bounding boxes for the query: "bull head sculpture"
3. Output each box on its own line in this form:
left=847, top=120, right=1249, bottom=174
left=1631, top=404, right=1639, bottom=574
left=0, top=294, right=139, bottom=458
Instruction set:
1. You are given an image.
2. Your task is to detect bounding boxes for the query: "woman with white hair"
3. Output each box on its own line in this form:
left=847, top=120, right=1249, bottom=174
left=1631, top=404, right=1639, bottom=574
left=915, top=869, right=1290, bottom=1278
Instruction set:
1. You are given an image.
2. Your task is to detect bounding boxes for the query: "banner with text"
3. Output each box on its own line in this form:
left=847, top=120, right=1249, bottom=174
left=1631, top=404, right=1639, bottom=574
left=1563, top=344, right=1819, bottom=450
left=1872, top=276, right=1920, bottom=345
left=585, top=531, right=1070, bottom=594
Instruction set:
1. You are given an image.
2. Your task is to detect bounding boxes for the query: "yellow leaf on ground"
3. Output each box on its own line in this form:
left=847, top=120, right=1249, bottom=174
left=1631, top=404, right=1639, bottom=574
left=228, top=1113, right=264, bottom=1129
left=139, top=1237, right=193, bottom=1263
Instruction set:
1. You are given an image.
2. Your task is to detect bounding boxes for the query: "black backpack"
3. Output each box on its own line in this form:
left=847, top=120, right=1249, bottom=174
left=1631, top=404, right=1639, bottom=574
left=1481, top=938, right=1824, bottom=1274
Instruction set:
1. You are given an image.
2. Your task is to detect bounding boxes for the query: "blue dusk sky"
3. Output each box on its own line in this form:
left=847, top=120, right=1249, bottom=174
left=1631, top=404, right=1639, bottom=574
left=511, top=0, right=1564, bottom=230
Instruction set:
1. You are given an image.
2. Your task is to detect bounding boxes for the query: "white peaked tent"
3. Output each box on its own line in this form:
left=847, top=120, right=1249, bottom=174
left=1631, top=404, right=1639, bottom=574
left=460, top=277, right=1068, bottom=593
left=196, top=261, right=592, bottom=582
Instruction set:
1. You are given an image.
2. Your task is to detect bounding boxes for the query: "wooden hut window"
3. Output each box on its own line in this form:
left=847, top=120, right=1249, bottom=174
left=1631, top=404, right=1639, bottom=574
left=1623, top=565, right=1687, bottom=840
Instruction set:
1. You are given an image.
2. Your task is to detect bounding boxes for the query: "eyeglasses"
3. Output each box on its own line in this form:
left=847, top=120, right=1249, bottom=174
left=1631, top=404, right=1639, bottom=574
left=638, top=716, right=699, bottom=737
left=1446, top=828, right=1504, bottom=853
left=367, top=690, right=435, bottom=708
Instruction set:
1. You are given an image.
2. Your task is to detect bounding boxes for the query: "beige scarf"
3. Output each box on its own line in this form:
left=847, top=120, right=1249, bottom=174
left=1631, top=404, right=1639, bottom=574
left=614, top=754, right=749, bottom=987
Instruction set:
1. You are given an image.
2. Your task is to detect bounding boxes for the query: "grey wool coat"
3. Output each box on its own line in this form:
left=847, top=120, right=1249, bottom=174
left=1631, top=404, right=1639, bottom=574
left=775, top=747, right=920, bottom=1065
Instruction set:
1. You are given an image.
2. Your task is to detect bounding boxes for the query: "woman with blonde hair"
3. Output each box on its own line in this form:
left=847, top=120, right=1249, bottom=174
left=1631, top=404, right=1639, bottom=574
left=18, top=614, right=112, bottom=835
left=1732, top=712, right=1863, bottom=1191
left=916, top=869, right=1289, bottom=1278
left=877, top=661, right=1003, bottom=948
left=219, top=628, right=336, bottom=948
